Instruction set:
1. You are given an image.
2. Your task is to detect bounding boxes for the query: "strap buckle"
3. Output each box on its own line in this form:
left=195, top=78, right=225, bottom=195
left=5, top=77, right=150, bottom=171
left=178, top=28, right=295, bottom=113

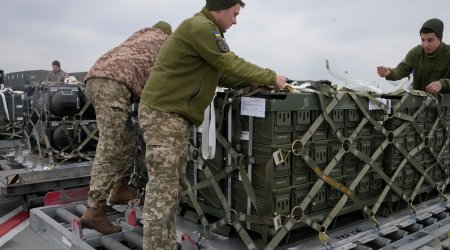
left=273, top=149, right=285, bottom=165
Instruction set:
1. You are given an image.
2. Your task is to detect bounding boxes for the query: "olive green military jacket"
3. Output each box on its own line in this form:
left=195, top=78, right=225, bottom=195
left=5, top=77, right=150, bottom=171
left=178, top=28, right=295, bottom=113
left=386, top=42, right=450, bottom=93
left=140, top=7, right=277, bottom=126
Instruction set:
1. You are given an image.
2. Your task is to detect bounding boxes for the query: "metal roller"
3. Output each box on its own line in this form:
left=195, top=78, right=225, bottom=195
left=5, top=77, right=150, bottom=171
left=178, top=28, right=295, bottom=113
left=433, top=211, right=449, bottom=221
left=385, top=229, right=408, bottom=241
left=123, top=231, right=143, bottom=248
left=75, top=204, right=87, bottom=215
left=55, top=208, right=78, bottom=224
left=364, top=236, right=392, bottom=249
left=100, top=236, right=131, bottom=250
left=418, top=217, right=438, bottom=227
left=401, top=223, right=423, bottom=233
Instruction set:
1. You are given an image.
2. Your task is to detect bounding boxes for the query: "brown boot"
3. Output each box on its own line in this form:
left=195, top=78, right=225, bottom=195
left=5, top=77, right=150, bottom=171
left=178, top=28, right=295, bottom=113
left=108, top=181, right=137, bottom=205
left=80, top=206, right=122, bottom=235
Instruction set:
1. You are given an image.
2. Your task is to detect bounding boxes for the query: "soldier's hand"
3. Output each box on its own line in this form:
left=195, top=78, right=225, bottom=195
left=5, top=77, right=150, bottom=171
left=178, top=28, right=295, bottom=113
left=274, top=74, right=287, bottom=91
left=377, top=66, right=391, bottom=77
left=425, top=81, right=442, bottom=94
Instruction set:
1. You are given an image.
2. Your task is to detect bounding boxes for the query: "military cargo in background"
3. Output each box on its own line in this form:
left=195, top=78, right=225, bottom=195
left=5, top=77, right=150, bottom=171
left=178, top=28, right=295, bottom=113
left=23, top=81, right=97, bottom=162
left=3, top=70, right=87, bottom=91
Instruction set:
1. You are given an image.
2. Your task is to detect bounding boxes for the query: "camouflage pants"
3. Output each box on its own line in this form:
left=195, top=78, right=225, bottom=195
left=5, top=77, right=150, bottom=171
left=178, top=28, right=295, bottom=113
left=138, top=104, right=189, bottom=250
left=85, top=78, right=137, bottom=208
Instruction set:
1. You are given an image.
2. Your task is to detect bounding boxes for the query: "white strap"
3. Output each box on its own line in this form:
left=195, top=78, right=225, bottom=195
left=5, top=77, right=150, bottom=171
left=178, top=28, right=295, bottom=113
left=0, top=90, right=10, bottom=121
left=201, top=98, right=216, bottom=160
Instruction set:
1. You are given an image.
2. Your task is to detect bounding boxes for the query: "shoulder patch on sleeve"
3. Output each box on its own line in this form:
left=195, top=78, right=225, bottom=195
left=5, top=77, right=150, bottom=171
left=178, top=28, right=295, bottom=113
left=212, top=31, right=230, bottom=53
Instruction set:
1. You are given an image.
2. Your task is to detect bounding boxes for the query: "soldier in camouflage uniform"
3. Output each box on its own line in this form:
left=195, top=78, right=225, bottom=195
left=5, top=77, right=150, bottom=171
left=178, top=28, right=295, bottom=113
left=80, top=21, right=172, bottom=235
left=139, top=1, right=287, bottom=249
left=46, top=60, right=69, bottom=82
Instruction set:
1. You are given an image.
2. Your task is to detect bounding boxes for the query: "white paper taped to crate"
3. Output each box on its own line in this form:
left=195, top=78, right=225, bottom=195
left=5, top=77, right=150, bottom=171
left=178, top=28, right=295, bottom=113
left=240, top=97, right=265, bottom=118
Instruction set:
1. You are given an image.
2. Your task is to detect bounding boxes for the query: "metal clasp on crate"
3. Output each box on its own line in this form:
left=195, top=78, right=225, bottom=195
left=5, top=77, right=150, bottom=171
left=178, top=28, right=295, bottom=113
left=273, top=149, right=286, bottom=165
left=273, top=213, right=282, bottom=232
left=226, top=209, right=237, bottom=225
left=439, top=191, right=448, bottom=202
left=408, top=201, right=417, bottom=215
left=319, top=228, right=333, bottom=248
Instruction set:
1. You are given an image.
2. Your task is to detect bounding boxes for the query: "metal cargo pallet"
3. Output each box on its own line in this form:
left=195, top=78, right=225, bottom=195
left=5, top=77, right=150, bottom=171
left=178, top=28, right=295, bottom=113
left=285, top=195, right=450, bottom=250
left=0, top=148, right=91, bottom=210
left=30, top=201, right=143, bottom=250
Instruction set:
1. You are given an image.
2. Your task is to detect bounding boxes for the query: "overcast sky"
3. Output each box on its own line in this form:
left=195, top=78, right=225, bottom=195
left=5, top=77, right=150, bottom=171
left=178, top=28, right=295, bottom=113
left=1, top=0, right=449, bottom=92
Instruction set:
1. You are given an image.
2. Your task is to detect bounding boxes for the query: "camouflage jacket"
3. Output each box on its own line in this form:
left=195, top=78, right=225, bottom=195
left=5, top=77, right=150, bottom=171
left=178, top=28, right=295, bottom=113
left=46, top=69, right=69, bottom=82
left=84, top=27, right=168, bottom=101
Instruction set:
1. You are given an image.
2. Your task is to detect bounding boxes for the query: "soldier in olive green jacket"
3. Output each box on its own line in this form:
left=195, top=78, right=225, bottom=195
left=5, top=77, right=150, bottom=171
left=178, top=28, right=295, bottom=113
left=138, top=0, right=287, bottom=249
left=377, top=18, right=450, bottom=94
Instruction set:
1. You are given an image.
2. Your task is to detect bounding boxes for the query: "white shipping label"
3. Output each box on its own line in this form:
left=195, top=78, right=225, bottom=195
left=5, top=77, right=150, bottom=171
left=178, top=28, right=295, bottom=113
left=240, top=131, right=249, bottom=141
left=240, top=97, right=265, bottom=118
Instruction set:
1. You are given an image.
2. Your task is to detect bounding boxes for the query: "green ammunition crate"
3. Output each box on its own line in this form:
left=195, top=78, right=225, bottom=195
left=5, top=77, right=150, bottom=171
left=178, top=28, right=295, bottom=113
left=327, top=177, right=343, bottom=208
left=343, top=163, right=357, bottom=176
left=294, top=127, right=328, bottom=142
left=358, top=137, right=373, bottom=157
left=331, top=109, right=345, bottom=128
left=328, top=127, right=344, bottom=140
left=370, top=170, right=383, bottom=197
left=435, top=129, right=445, bottom=151
left=238, top=93, right=316, bottom=145
left=405, top=132, right=417, bottom=152
left=310, top=186, right=327, bottom=212
left=245, top=110, right=292, bottom=145
left=294, top=110, right=312, bottom=132
left=342, top=173, right=371, bottom=202
left=345, top=109, right=363, bottom=128
left=403, top=166, right=415, bottom=190
left=384, top=94, right=426, bottom=132
left=311, top=140, right=328, bottom=168
left=369, top=109, right=386, bottom=122
left=242, top=143, right=292, bottom=189
left=385, top=169, right=404, bottom=190
left=310, top=110, right=328, bottom=129
left=383, top=135, right=406, bottom=163
left=358, top=175, right=371, bottom=199
left=291, top=183, right=310, bottom=214
left=344, top=125, right=372, bottom=138
left=232, top=180, right=291, bottom=219
left=292, top=153, right=311, bottom=185
left=329, top=140, right=344, bottom=167
left=343, top=151, right=359, bottom=165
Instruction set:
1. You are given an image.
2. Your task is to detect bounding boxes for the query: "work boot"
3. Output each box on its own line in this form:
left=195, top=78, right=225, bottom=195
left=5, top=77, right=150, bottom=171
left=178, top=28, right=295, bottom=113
left=80, top=206, right=122, bottom=235
left=108, top=181, right=137, bottom=205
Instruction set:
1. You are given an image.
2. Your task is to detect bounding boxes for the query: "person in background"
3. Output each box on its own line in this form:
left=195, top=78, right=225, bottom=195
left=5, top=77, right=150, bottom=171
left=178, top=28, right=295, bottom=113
left=138, top=0, right=287, bottom=249
left=80, top=21, right=172, bottom=235
left=46, top=60, right=69, bottom=82
left=377, top=18, right=450, bottom=94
